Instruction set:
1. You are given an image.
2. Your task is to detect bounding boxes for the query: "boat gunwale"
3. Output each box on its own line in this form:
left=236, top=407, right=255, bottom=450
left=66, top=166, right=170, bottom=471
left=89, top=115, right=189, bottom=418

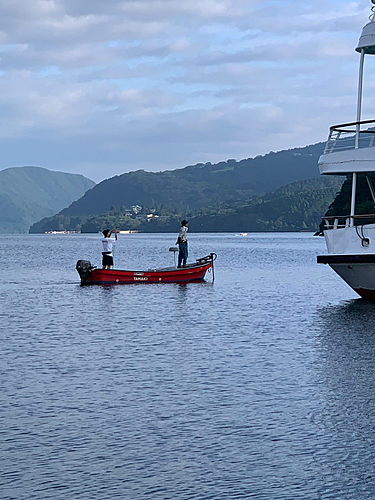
left=90, top=261, right=212, bottom=275
left=317, top=253, right=375, bottom=264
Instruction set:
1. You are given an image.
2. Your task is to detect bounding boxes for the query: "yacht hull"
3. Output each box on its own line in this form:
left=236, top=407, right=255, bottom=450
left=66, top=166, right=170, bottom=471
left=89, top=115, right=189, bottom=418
left=317, top=254, right=375, bottom=300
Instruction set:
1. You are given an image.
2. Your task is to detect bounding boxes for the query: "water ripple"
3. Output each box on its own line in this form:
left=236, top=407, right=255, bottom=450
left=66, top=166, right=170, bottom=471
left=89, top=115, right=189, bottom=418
left=0, top=233, right=374, bottom=499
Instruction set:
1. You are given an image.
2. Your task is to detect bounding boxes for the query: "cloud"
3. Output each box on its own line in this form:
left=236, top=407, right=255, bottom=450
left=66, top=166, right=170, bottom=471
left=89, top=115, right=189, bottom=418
left=0, top=0, right=373, bottom=181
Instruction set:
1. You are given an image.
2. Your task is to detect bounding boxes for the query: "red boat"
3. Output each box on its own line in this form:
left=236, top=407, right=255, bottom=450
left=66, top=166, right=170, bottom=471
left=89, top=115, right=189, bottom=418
left=76, top=253, right=217, bottom=285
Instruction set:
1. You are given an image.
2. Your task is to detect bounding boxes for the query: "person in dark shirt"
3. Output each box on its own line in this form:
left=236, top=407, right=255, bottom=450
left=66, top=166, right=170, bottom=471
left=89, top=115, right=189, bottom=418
left=176, top=220, right=188, bottom=267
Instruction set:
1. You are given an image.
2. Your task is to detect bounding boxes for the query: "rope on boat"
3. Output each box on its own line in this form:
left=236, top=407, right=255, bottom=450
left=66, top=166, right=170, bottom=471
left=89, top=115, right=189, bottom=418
left=355, top=224, right=370, bottom=247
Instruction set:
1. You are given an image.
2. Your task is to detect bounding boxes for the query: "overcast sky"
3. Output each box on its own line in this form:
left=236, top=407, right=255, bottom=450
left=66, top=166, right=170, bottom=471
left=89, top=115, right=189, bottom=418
left=0, top=0, right=373, bottom=182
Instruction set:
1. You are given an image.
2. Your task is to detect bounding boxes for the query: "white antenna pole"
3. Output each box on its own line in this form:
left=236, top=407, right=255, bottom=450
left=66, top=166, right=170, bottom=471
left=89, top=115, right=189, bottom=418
left=351, top=48, right=365, bottom=227
left=355, top=49, right=365, bottom=149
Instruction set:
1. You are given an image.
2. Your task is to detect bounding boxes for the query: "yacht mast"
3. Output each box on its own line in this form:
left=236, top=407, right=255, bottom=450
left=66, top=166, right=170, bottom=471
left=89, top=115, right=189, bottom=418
left=352, top=50, right=365, bottom=225
left=350, top=1, right=375, bottom=225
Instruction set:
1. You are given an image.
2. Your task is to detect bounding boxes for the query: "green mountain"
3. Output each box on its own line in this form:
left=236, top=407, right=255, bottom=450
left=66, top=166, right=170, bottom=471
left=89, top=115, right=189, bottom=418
left=188, top=176, right=344, bottom=232
left=0, top=166, right=95, bottom=233
left=30, top=142, right=326, bottom=233
left=323, top=173, right=375, bottom=218
left=30, top=176, right=344, bottom=234
left=317, top=173, right=375, bottom=232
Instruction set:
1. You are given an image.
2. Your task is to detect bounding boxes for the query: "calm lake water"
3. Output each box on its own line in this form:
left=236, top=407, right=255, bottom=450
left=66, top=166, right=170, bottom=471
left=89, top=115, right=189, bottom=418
left=0, top=233, right=374, bottom=500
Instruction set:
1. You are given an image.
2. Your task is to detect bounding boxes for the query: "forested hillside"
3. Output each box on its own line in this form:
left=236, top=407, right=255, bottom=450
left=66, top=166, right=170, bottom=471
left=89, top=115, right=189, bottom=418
left=30, top=176, right=344, bottom=234
left=0, top=166, right=94, bottom=233
left=189, top=176, right=344, bottom=232
left=318, top=173, right=375, bottom=232
left=55, top=142, right=325, bottom=217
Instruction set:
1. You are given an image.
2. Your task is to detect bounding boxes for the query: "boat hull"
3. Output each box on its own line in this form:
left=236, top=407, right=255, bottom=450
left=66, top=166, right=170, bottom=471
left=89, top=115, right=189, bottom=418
left=86, top=264, right=211, bottom=285
left=76, top=254, right=216, bottom=285
left=317, top=254, right=375, bottom=300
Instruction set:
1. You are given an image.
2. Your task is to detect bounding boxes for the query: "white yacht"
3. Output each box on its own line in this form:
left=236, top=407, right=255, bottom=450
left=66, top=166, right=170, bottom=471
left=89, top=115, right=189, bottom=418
left=318, top=0, right=375, bottom=300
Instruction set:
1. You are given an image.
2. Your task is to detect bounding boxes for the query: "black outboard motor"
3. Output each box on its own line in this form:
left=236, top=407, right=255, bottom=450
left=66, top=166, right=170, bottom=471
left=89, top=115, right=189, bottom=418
left=76, top=260, right=94, bottom=284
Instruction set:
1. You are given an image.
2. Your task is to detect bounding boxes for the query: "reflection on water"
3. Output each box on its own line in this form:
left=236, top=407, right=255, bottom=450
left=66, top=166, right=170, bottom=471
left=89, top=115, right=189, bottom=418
left=312, top=300, right=375, bottom=499
left=0, top=233, right=374, bottom=499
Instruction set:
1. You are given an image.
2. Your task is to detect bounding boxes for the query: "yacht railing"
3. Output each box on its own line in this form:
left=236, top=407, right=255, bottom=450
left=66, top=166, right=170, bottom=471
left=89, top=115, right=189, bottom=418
left=324, top=119, right=375, bottom=154
left=322, top=213, right=375, bottom=229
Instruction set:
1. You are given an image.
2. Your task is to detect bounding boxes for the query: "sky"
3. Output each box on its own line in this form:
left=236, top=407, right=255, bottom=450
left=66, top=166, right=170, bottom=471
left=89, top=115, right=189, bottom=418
left=0, top=0, right=374, bottom=182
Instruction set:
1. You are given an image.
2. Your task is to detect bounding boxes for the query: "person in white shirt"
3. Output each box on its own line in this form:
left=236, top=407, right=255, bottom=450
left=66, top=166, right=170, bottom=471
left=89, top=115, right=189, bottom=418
left=176, top=220, right=188, bottom=267
left=102, top=228, right=117, bottom=269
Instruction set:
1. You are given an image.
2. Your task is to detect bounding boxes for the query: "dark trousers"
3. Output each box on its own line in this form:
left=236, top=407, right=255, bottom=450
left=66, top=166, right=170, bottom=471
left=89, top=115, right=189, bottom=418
left=178, top=241, right=188, bottom=267
left=102, top=252, right=113, bottom=267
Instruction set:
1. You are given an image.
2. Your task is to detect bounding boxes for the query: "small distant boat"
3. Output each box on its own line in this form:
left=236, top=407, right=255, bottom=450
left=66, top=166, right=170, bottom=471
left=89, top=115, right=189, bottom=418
left=76, top=253, right=217, bottom=285
left=240, top=232, right=248, bottom=236
left=45, top=230, right=80, bottom=234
